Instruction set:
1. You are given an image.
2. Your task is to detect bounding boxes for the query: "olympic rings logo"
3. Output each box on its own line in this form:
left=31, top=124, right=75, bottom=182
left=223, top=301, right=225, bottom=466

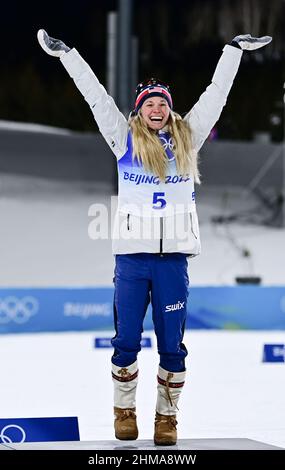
left=160, top=136, right=175, bottom=161
left=0, top=424, right=26, bottom=443
left=0, top=296, right=39, bottom=324
left=160, top=136, right=174, bottom=151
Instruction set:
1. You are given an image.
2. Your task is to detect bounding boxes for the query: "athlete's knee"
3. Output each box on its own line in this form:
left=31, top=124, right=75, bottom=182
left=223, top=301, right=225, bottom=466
left=112, top=334, right=142, bottom=354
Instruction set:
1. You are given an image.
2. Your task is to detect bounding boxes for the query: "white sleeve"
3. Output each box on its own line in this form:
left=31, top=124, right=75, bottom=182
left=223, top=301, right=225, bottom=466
left=60, top=49, right=129, bottom=159
left=184, top=45, right=243, bottom=152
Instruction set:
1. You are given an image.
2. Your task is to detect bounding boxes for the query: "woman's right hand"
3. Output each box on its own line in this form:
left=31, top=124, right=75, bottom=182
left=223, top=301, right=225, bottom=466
left=230, top=34, right=272, bottom=51
left=37, top=29, right=71, bottom=57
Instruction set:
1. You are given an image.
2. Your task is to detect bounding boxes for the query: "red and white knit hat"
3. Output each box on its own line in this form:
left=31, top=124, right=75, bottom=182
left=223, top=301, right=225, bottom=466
left=134, top=78, right=173, bottom=114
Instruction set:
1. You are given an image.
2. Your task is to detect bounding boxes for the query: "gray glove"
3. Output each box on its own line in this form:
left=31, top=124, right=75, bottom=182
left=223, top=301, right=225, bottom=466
left=231, top=34, right=272, bottom=51
left=37, top=29, right=70, bottom=57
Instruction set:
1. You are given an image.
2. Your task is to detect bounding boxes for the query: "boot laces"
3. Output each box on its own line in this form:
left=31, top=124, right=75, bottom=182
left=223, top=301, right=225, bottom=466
left=156, top=414, right=177, bottom=429
left=165, top=372, right=179, bottom=411
left=117, top=409, right=136, bottom=422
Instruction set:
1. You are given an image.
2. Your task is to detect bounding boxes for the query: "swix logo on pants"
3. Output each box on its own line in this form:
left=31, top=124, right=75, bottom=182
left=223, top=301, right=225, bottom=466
left=165, top=301, right=185, bottom=312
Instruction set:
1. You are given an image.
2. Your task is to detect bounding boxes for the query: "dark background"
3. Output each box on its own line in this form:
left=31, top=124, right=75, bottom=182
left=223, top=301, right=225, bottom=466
left=0, top=0, right=283, bottom=141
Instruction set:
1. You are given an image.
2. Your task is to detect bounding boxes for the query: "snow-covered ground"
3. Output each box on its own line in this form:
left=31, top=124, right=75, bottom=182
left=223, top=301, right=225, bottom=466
left=0, top=119, right=72, bottom=135
left=0, top=330, right=284, bottom=448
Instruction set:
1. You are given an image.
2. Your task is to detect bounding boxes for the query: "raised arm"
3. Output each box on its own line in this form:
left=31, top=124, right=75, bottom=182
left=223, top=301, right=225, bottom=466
left=37, top=29, right=129, bottom=159
left=185, top=34, right=272, bottom=152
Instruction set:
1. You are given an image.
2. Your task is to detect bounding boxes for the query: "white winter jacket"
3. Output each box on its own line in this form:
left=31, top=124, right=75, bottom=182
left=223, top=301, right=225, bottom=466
left=60, top=45, right=242, bottom=255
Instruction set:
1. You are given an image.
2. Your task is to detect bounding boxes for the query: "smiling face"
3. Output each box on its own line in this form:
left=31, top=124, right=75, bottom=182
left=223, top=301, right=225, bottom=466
left=140, top=96, right=170, bottom=130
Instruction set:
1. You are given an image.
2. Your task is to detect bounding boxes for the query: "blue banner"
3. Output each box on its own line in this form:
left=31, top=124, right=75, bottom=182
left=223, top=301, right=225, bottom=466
left=186, top=286, right=285, bottom=330
left=95, top=337, right=152, bottom=348
left=262, top=344, right=285, bottom=363
left=0, top=286, right=285, bottom=334
left=0, top=288, right=113, bottom=334
left=0, top=417, right=79, bottom=443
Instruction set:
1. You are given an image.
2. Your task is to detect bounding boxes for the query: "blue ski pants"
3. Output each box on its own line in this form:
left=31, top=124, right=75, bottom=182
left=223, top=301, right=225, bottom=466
left=111, top=253, right=189, bottom=372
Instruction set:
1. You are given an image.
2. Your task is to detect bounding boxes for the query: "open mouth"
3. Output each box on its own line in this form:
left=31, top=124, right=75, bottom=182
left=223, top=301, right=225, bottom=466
left=150, top=117, right=163, bottom=122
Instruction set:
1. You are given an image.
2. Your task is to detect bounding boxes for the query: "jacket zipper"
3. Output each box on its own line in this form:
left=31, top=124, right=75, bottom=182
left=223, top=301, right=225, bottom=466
left=159, top=218, right=163, bottom=256
left=190, top=213, right=197, bottom=239
left=127, top=214, right=130, bottom=230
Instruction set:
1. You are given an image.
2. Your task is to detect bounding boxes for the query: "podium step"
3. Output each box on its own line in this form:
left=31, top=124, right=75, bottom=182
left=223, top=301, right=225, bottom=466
left=0, top=438, right=282, bottom=450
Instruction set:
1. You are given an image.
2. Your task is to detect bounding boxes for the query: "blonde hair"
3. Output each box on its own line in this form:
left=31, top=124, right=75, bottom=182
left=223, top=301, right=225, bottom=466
left=129, top=111, right=200, bottom=183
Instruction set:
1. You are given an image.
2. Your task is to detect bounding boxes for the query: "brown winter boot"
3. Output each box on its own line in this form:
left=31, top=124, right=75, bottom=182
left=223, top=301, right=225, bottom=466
left=154, top=366, right=186, bottom=446
left=114, top=407, right=138, bottom=440
left=154, top=412, right=177, bottom=446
